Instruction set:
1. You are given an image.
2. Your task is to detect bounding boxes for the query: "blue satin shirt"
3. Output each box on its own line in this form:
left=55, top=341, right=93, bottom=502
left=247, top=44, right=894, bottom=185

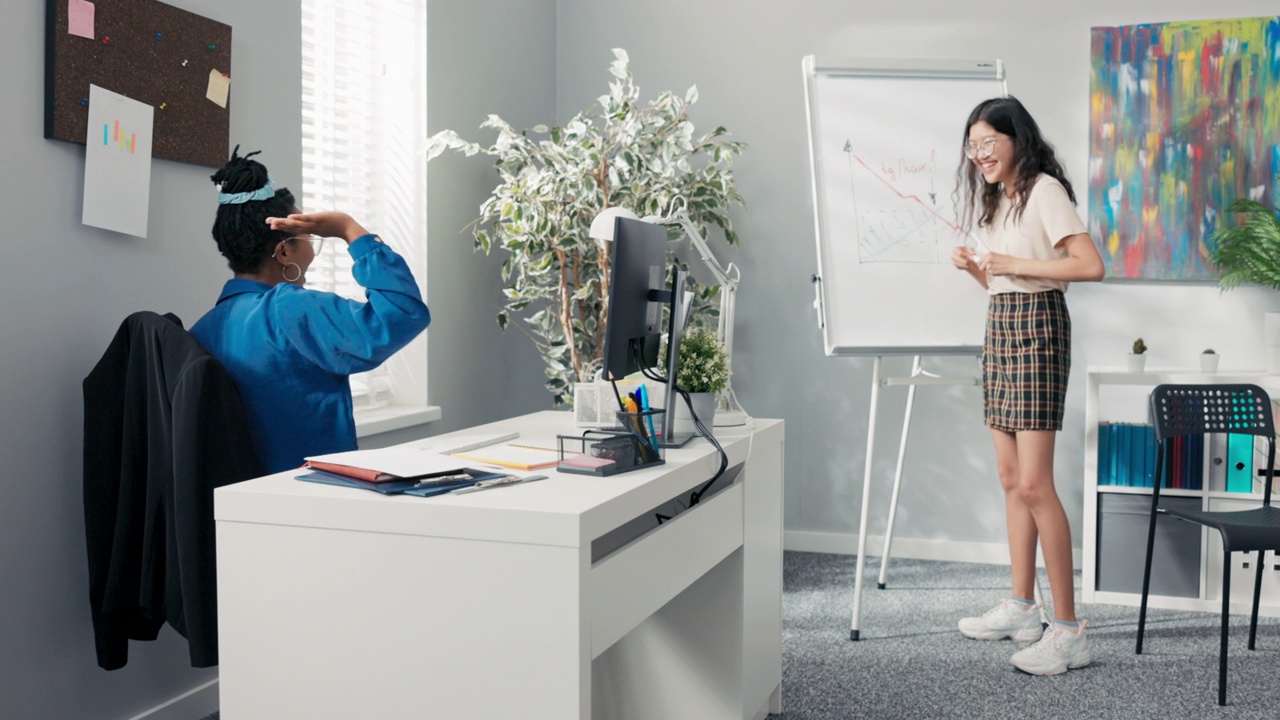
left=191, top=234, right=430, bottom=473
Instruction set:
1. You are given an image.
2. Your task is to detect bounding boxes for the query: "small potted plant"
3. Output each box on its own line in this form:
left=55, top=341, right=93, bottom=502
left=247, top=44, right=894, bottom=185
left=1128, top=338, right=1148, bottom=373
left=1200, top=348, right=1219, bottom=373
left=671, top=328, right=730, bottom=432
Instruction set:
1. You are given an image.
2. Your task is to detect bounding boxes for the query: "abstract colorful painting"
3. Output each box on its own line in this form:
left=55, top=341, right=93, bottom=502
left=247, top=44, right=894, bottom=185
left=1089, top=16, right=1280, bottom=280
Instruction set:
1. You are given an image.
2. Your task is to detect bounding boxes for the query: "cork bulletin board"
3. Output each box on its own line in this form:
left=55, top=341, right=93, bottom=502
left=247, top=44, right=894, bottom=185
left=44, top=0, right=232, bottom=168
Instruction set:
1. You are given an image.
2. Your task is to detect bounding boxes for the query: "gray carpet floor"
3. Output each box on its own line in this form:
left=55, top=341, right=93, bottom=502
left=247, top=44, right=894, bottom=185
left=772, top=551, right=1280, bottom=720
left=199, top=551, right=1280, bottom=719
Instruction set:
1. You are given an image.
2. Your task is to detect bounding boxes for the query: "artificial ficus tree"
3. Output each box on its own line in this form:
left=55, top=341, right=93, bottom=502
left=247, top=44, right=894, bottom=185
left=426, top=49, right=746, bottom=404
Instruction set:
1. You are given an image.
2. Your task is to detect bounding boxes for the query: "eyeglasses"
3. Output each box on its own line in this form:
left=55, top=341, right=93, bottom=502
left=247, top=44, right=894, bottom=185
left=289, top=235, right=326, bottom=254
left=963, top=137, right=1000, bottom=160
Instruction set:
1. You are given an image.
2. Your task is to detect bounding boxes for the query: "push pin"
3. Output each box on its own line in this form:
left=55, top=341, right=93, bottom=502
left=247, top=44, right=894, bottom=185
left=208, top=44, right=216, bottom=50
left=182, top=59, right=188, bottom=66
left=80, top=97, right=88, bottom=106
left=103, top=36, right=110, bottom=44
left=159, top=102, right=167, bottom=110
left=155, top=33, right=163, bottom=40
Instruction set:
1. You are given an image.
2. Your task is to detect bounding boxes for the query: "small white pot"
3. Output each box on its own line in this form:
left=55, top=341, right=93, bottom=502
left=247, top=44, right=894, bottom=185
left=672, top=392, right=717, bottom=435
left=1127, top=354, right=1147, bottom=373
left=1199, top=353, right=1219, bottom=373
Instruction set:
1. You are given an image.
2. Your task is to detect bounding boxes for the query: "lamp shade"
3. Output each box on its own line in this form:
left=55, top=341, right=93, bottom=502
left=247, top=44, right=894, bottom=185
left=588, top=206, right=639, bottom=241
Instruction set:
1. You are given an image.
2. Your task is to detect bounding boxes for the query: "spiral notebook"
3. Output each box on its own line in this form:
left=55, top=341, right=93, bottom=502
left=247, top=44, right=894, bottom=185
left=451, top=440, right=560, bottom=470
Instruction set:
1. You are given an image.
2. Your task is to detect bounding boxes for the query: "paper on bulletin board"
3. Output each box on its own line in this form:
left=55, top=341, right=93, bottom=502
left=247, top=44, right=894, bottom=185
left=68, top=0, right=95, bottom=39
left=83, top=84, right=154, bottom=237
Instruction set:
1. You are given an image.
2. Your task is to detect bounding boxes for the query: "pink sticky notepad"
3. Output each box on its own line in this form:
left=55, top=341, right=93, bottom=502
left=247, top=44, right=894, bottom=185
left=69, top=0, right=95, bottom=40
left=559, top=454, right=616, bottom=470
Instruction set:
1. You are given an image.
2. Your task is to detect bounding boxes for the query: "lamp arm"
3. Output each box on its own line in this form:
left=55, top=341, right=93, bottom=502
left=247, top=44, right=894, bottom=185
left=668, top=208, right=738, bottom=364
left=672, top=211, right=739, bottom=290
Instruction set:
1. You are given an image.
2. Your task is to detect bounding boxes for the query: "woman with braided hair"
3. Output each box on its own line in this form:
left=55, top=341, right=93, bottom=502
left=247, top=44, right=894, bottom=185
left=191, top=147, right=430, bottom=473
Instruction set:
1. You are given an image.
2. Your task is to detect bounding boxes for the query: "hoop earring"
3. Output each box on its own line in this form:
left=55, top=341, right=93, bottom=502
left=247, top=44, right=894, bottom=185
left=282, top=262, right=302, bottom=283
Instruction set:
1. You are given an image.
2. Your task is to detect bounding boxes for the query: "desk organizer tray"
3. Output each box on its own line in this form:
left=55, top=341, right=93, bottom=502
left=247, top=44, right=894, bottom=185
left=557, top=413, right=664, bottom=476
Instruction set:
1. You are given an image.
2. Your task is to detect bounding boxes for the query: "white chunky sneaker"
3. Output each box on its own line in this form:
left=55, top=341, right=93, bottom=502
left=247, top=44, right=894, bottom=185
left=958, top=599, right=1044, bottom=642
left=1010, top=620, right=1093, bottom=675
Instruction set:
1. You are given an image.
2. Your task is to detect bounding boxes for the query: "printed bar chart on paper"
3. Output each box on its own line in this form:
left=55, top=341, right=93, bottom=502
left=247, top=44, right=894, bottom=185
left=83, top=84, right=154, bottom=238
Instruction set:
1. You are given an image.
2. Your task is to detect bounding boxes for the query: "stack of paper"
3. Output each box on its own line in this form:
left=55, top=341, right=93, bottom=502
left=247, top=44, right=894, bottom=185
left=451, top=440, right=560, bottom=470
left=304, top=448, right=469, bottom=482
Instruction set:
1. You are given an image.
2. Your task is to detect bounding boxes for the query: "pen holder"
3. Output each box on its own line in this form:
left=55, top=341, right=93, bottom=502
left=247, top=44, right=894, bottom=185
left=557, top=412, right=665, bottom=476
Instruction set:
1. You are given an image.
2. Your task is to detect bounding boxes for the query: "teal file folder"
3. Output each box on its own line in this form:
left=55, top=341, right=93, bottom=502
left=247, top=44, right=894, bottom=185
left=1226, top=434, right=1254, bottom=493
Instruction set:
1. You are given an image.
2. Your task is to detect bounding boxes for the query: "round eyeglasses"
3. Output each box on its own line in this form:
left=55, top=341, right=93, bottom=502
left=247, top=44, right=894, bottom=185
left=289, top=235, right=326, bottom=254
left=963, top=137, right=1000, bottom=160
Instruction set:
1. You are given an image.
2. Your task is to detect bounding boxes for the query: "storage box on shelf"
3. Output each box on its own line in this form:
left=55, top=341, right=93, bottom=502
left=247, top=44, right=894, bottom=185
left=1082, top=367, right=1280, bottom=616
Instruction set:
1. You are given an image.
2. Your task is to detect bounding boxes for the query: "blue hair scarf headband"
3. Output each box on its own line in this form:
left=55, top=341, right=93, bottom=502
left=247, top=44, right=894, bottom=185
left=218, top=179, right=275, bottom=205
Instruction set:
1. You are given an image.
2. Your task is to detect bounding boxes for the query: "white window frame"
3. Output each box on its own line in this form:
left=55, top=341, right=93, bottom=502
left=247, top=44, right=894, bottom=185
left=301, top=0, right=436, bottom=435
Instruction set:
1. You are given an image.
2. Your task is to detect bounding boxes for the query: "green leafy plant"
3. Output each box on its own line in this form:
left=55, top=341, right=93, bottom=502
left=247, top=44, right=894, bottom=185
left=673, top=329, right=730, bottom=394
left=1209, top=198, right=1280, bottom=290
left=1132, top=338, right=1148, bottom=354
left=424, top=49, right=746, bottom=404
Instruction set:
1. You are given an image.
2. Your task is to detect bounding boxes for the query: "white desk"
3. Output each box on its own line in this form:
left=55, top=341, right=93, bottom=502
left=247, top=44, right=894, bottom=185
left=214, top=411, right=784, bottom=719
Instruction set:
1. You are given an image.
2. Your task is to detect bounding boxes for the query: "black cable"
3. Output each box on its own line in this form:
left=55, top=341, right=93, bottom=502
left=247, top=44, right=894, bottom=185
left=631, top=343, right=728, bottom=506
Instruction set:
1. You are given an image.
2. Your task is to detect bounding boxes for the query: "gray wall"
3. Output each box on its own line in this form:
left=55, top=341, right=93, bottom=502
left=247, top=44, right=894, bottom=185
left=0, top=1, right=299, bottom=717
left=556, top=0, right=1280, bottom=551
left=419, top=0, right=559, bottom=440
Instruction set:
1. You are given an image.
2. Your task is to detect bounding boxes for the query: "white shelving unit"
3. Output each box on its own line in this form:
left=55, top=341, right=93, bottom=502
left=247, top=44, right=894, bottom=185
left=1082, top=366, right=1280, bottom=616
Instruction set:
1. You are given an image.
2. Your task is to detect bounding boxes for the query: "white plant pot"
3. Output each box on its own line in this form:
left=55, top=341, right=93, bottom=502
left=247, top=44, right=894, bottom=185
left=1199, top=353, right=1220, bottom=373
left=1127, top=354, right=1147, bottom=373
left=672, top=392, right=717, bottom=436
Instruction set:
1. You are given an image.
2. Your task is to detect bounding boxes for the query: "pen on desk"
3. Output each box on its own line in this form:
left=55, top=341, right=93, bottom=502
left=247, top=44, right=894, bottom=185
left=413, top=473, right=473, bottom=488
left=450, top=474, right=548, bottom=495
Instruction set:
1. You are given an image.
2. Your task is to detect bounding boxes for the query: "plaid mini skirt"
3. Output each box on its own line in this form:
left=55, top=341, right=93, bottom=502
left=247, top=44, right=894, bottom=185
left=983, top=290, right=1071, bottom=432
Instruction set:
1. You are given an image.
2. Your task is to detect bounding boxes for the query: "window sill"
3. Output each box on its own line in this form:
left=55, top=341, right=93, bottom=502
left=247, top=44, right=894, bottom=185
left=354, top=404, right=442, bottom=438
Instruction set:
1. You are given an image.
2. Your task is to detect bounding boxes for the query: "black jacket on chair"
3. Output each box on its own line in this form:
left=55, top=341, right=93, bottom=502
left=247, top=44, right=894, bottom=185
left=83, top=311, right=261, bottom=670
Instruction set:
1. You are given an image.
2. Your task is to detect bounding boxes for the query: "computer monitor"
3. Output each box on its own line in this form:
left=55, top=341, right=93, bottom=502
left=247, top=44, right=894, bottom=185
left=601, top=216, right=694, bottom=447
left=601, top=216, right=666, bottom=381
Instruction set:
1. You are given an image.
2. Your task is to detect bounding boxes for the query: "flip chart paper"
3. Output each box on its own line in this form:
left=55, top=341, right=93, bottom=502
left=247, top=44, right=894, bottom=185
left=68, top=0, right=95, bottom=40
left=83, top=85, right=154, bottom=238
left=206, top=69, right=230, bottom=108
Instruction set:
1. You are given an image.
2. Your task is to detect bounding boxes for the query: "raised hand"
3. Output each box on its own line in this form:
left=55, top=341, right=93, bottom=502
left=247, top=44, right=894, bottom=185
left=266, top=211, right=369, bottom=243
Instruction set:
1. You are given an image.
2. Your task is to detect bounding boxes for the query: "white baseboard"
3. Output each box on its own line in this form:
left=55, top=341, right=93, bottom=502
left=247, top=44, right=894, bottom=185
left=126, top=679, right=218, bottom=720
left=784, top=530, right=1082, bottom=567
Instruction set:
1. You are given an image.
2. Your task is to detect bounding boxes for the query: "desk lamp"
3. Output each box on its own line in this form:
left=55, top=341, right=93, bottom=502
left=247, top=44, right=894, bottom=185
left=642, top=197, right=747, bottom=427
left=589, top=199, right=749, bottom=428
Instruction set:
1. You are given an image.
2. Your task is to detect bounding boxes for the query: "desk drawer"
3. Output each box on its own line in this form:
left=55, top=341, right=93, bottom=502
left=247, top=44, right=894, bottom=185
left=587, top=482, right=743, bottom=658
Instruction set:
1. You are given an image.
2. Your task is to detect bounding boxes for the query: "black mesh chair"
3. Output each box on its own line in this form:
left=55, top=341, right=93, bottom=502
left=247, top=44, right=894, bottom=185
left=1137, top=384, right=1280, bottom=706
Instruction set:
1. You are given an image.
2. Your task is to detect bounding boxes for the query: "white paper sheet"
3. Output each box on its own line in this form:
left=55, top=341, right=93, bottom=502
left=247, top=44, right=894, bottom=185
left=304, top=448, right=468, bottom=478
left=83, top=84, right=154, bottom=237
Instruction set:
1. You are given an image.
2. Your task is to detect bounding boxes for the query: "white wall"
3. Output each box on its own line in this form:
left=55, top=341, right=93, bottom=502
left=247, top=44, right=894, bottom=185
left=0, top=1, right=299, bottom=717
left=555, top=0, right=1280, bottom=556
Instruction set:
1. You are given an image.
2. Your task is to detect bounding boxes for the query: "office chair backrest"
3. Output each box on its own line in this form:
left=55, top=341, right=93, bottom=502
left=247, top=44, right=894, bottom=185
left=1149, top=384, right=1274, bottom=441
left=1149, top=383, right=1277, bottom=504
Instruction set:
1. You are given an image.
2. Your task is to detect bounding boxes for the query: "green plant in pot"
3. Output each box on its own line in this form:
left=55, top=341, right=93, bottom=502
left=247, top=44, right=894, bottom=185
left=424, top=49, right=746, bottom=405
left=670, top=328, right=729, bottom=431
left=1129, top=337, right=1148, bottom=373
left=1201, top=348, right=1219, bottom=373
left=1209, top=197, right=1280, bottom=372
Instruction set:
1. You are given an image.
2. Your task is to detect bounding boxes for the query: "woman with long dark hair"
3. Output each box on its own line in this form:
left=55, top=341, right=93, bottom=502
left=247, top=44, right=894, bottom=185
left=950, top=97, right=1104, bottom=675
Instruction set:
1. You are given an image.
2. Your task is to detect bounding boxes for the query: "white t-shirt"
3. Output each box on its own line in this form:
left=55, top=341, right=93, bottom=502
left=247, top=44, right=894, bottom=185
left=982, top=174, right=1088, bottom=295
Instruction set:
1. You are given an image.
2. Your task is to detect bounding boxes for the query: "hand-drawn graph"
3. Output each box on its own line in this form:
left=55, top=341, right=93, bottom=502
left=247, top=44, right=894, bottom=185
left=803, top=57, right=1005, bottom=356
left=843, top=140, right=971, bottom=264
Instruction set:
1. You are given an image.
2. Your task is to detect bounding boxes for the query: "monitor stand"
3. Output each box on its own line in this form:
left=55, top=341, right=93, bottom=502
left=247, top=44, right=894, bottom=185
left=656, top=430, right=695, bottom=449
left=657, top=271, right=697, bottom=450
